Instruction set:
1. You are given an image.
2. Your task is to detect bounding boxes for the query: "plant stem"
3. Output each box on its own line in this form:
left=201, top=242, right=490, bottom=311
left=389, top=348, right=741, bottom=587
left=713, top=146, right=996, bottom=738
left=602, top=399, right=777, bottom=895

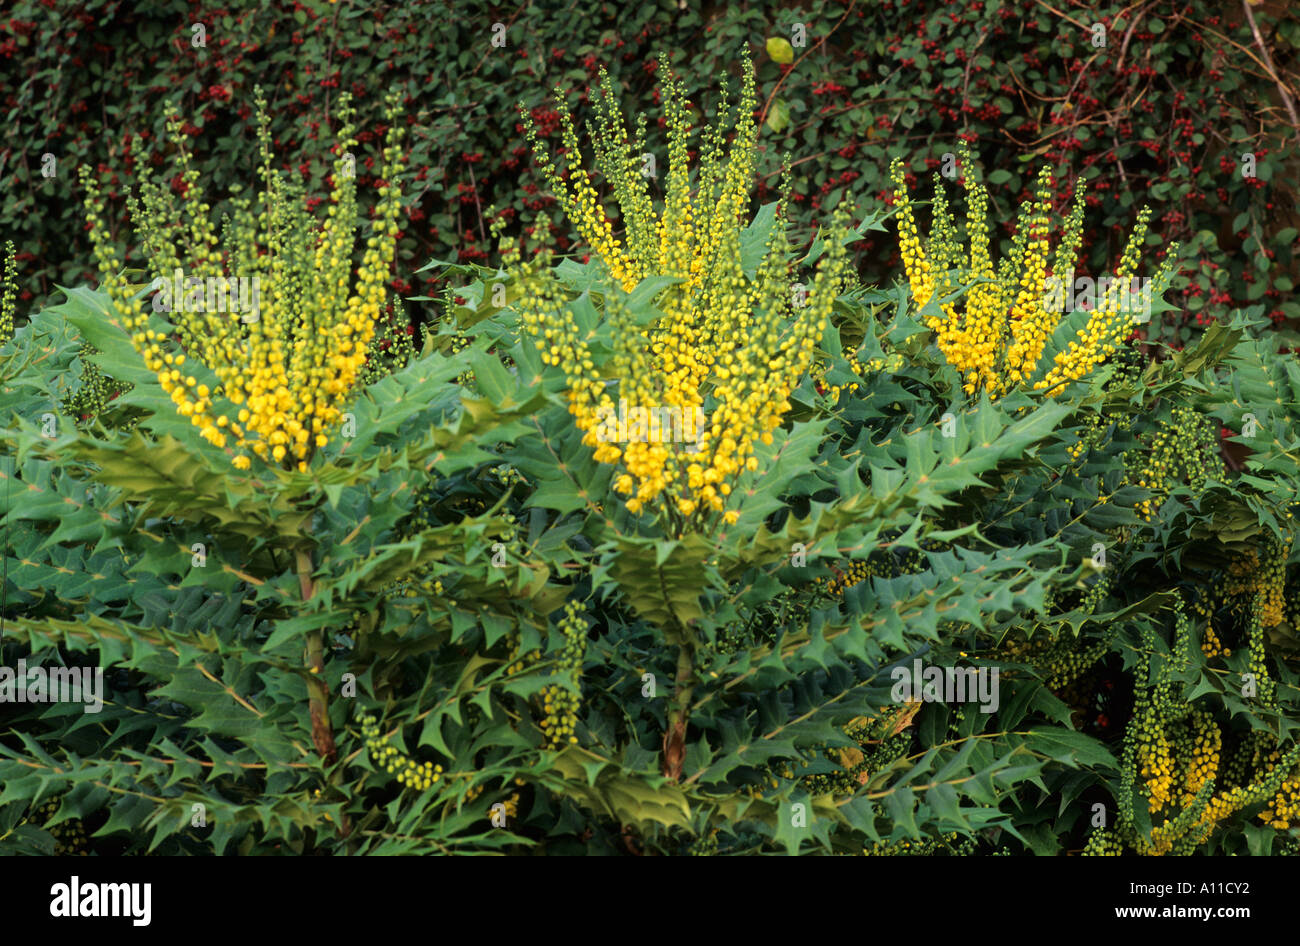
left=297, top=547, right=337, bottom=766
left=662, top=639, right=695, bottom=781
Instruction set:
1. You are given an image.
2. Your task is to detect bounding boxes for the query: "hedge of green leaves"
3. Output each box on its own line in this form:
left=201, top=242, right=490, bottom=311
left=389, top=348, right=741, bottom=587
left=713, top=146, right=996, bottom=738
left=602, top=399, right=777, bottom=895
left=6, top=0, right=1300, bottom=346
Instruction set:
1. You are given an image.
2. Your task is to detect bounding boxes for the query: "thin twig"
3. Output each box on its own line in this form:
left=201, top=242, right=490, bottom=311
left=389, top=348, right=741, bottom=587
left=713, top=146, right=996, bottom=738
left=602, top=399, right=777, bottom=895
left=1240, top=0, right=1300, bottom=149
left=757, top=0, right=859, bottom=130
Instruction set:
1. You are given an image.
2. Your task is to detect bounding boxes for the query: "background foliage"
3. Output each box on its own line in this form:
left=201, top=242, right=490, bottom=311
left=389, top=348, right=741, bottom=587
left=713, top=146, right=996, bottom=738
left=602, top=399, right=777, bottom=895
left=5, top=0, right=1300, bottom=346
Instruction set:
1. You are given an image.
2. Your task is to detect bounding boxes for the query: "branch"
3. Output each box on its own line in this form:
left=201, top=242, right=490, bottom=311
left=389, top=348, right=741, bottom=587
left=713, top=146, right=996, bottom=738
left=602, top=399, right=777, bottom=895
left=1241, top=0, right=1300, bottom=149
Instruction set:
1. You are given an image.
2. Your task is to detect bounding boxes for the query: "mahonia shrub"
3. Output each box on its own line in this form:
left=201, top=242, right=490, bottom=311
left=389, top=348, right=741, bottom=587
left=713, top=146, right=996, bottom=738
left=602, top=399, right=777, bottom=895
left=986, top=312, right=1300, bottom=855
left=5, top=231, right=1300, bottom=856
left=4, top=67, right=1300, bottom=858
left=891, top=145, right=1178, bottom=397
left=808, top=276, right=1300, bottom=855
left=81, top=89, right=406, bottom=471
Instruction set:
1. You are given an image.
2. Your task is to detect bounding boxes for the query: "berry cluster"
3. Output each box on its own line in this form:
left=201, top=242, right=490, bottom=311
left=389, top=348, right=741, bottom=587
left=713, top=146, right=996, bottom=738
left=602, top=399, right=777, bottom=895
left=795, top=707, right=916, bottom=797
left=357, top=298, right=416, bottom=387
left=687, top=829, right=719, bottom=856
left=998, top=572, right=1115, bottom=691
left=1243, top=589, right=1278, bottom=709
left=505, top=632, right=542, bottom=677
left=382, top=574, right=455, bottom=616
left=863, top=832, right=975, bottom=856
left=27, top=797, right=89, bottom=855
left=859, top=350, right=905, bottom=375
left=359, top=712, right=444, bottom=791
left=491, top=464, right=527, bottom=489
left=812, top=539, right=949, bottom=600
left=1065, top=409, right=1134, bottom=465
left=396, top=479, right=445, bottom=539
left=61, top=342, right=133, bottom=427
left=1081, top=829, right=1124, bottom=856
left=1200, top=624, right=1229, bottom=659
left=1261, top=760, right=1300, bottom=830
left=1131, top=606, right=1194, bottom=815
left=539, top=601, right=588, bottom=749
left=1124, top=405, right=1223, bottom=522
left=1224, top=536, right=1290, bottom=630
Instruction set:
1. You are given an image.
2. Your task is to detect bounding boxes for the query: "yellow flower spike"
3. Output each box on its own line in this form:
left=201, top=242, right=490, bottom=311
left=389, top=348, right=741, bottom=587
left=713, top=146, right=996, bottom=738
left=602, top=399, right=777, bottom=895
left=516, top=56, right=850, bottom=536
left=890, top=157, right=934, bottom=311
left=893, top=151, right=1175, bottom=398
left=83, top=88, right=407, bottom=470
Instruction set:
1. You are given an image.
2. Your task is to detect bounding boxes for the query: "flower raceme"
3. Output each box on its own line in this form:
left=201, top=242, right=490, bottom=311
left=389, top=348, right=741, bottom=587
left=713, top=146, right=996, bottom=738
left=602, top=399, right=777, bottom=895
left=515, top=55, right=850, bottom=533
left=890, top=146, right=1177, bottom=398
left=81, top=89, right=405, bottom=472
left=0, top=242, right=16, bottom=345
